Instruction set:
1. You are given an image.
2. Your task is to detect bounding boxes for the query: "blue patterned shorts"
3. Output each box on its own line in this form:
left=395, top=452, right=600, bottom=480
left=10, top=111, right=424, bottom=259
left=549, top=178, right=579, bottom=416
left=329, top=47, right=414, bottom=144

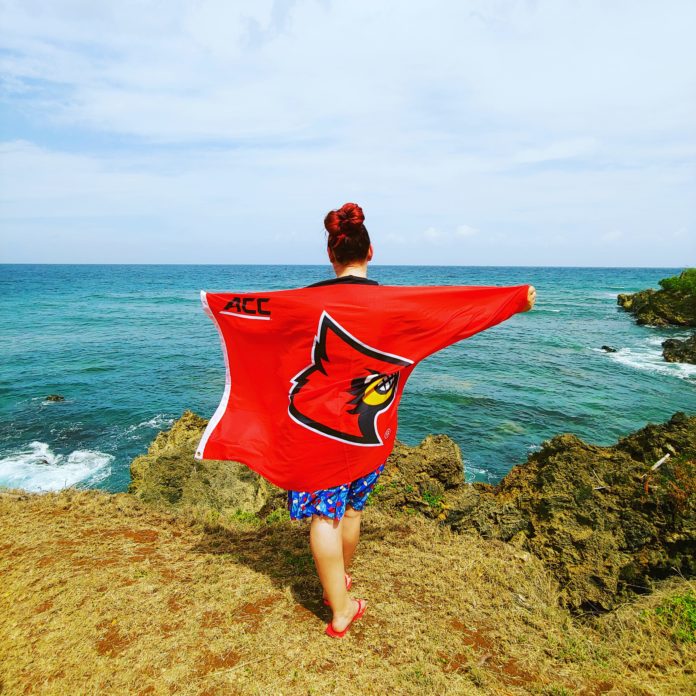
left=287, top=461, right=386, bottom=520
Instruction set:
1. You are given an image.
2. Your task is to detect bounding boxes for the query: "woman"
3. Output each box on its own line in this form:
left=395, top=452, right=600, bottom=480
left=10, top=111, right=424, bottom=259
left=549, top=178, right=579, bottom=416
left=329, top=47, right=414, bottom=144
left=286, top=202, right=380, bottom=638
left=286, top=202, right=537, bottom=638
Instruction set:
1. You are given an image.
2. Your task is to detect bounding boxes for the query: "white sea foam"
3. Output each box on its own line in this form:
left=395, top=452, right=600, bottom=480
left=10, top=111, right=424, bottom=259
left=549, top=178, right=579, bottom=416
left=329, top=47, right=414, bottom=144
left=0, top=441, right=113, bottom=492
left=593, top=291, right=627, bottom=299
left=138, top=414, right=175, bottom=429
left=123, top=414, right=176, bottom=439
left=464, top=460, right=500, bottom=484
left=604, top=338, right=696, bottom=381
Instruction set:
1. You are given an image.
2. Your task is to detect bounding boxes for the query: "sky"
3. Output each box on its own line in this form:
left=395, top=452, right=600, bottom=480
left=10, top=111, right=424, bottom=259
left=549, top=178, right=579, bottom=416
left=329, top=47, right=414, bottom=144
left=0, top=0, right=694, bottom=266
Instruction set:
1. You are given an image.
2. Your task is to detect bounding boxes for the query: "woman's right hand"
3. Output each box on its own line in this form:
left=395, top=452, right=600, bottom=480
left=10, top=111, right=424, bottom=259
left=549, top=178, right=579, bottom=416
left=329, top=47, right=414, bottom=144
left=522, top=285, right=536, bottom=312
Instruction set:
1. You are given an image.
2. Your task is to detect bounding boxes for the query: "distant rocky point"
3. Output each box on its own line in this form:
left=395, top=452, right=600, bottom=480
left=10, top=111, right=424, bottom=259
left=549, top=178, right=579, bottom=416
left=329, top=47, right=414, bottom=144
left=617, top=268, right=696, bottom=328
left=130, top=409, right=696, bottom=613
left=617, top=268, right=696, bottom=365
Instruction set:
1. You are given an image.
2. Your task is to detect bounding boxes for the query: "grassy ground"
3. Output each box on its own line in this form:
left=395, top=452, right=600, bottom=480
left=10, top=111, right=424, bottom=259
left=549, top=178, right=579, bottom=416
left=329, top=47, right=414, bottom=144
left=0, top=488, right=694, bottom=695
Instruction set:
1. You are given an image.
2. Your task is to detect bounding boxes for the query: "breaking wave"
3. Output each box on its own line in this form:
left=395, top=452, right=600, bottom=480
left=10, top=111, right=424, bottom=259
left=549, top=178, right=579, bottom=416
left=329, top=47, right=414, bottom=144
left=596, top=335, right=696, bottom=382
left=0, top=442, right=113, bottom=492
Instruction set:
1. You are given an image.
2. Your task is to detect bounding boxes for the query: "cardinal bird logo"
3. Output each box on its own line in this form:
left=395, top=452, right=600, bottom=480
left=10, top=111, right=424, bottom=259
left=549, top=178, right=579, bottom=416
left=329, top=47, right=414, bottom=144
left=288, top=311, right=413, bottom=445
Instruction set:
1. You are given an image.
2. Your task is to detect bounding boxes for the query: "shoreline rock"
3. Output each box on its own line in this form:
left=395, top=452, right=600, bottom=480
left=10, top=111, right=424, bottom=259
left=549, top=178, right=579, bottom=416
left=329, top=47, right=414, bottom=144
left=662, top=333, right=696, bottom=365
left=130, top=409, right=696, bottom=613
left=445, top=412, right=695, bottom=611
left=129, top=410, right=286, bottom=516
left=617, top=268, right=696, bottom=328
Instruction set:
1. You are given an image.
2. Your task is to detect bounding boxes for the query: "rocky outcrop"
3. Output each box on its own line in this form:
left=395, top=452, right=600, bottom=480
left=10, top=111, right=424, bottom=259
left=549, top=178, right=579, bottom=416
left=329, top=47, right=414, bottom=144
left=129, top=410, right=286, bottom=517
left=365, top=434, right=465, bottom=518
left=130, top=410, right=696, bottom=612
left=617, top=269, right=696, bottom=327
left=446, top=412, right=695, bottom=611
left=128, top=411, right=465, bottom=520
left=662, top=333, right=696, bottom=364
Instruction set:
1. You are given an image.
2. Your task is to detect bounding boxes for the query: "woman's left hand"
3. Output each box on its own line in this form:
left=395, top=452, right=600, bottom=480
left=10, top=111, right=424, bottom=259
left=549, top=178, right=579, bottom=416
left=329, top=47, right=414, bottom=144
left=522, top=285, right=536, bottom=312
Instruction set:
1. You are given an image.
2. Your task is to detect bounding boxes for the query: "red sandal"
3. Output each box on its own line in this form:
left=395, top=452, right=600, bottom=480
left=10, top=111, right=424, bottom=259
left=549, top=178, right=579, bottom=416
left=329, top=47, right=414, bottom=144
left=325, top=598, right=367, bottom=638
left=322, top=573, right=352, bottom=606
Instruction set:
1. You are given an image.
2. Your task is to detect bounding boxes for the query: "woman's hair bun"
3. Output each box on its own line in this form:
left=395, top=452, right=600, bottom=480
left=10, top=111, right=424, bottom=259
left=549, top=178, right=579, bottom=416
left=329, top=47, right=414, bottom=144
left=324, top=202, right=365, bottom=237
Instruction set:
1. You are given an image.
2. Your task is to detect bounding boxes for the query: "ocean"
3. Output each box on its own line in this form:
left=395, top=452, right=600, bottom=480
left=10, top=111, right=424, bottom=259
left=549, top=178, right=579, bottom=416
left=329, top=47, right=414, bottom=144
left=1, top=264, right=694, bottom=493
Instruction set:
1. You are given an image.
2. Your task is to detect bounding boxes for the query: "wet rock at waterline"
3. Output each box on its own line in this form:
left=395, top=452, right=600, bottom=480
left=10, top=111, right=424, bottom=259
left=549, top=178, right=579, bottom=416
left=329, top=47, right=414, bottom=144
left=662, top=333, right=696, bottom=365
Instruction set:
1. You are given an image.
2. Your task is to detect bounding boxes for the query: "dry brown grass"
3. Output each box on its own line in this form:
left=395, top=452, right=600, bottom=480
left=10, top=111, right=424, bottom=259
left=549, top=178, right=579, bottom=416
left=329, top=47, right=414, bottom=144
left=0, top=488, right=693, bottom=695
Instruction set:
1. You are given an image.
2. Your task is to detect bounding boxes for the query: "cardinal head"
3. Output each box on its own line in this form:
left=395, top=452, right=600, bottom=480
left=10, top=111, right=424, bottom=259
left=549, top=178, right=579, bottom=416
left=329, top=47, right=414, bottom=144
left=288, top=311, right=413, bottom=445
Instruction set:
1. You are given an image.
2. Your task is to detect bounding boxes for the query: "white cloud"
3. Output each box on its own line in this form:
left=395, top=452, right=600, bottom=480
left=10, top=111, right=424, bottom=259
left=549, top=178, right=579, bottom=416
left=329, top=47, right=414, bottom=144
left=455, top=225, right=479, bottom=238
left=424, top=227, right=443, bottom=240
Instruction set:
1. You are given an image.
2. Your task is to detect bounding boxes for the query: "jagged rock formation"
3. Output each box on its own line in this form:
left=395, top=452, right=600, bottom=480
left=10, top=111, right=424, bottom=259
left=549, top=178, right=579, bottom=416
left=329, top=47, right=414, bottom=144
left=662, top=333, right=696, bottom=365
left=130, top=410, right=695, bottom=612
left=617, top=269, right=696, bottom=327
left=129, top=410, right=286, bottom=516
left=445, top=412, right=695, bottom=611
left=128, top=411, right=464, bottom=520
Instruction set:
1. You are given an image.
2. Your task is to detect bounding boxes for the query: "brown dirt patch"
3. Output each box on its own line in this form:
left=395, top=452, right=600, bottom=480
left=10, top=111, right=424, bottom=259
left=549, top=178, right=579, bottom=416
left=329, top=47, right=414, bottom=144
left=158, top=566, right=178, bottom=582
left=197, top=648, right=241, bottom=675
left=167, top=596, right=186, bottom=613
left=236, top=595, right=281, bottom=632
left=122, top=529, right=159, bottom=543
left=292, top=603, right=315, bottom=623
left=446, top=619, right=539, bottom=686
left=129, top=546, right=158, bottom=562
left=95, top=619, right=132, bottom=657
left=159, top=622, right=182, bottom=637
left=201, top=610, right=224, bottom=629
left=72, top=555, right=121, bottom=569
left=33, top=600, right=53, bottom=614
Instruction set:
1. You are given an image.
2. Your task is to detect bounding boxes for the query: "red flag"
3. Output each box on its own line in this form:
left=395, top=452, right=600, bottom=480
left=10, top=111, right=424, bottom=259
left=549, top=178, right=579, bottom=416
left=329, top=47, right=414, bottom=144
left=195, top=283, right=531, bottom=491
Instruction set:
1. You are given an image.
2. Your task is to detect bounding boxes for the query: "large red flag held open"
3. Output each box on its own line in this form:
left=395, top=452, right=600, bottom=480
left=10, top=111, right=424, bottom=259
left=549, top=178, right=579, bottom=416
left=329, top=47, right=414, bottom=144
left=195, top=282, right=531, bottom=492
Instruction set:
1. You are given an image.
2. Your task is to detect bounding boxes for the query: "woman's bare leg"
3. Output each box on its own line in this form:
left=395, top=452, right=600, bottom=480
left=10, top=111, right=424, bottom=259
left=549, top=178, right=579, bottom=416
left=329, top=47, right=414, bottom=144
left=341, top=506, right=362, bottom=571
left=310, top=514, right=359, bottom=631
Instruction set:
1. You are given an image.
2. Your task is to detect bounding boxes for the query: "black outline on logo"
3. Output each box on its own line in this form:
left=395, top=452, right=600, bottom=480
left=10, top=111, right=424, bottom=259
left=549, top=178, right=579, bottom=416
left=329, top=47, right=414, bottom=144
left=288, top=311, right=413, bottom=446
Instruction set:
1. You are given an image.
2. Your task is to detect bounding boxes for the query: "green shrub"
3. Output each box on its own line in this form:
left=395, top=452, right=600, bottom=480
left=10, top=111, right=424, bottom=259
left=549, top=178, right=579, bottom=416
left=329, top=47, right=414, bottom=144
left=422, top=490, right=443, bottom=508
left=227, top=509, right=261, bottom=525
left=264, top=507, right=291, bottom=524
left=655, top=591, right=696, bottom=643
left=658, top=268, right=696, bottom=294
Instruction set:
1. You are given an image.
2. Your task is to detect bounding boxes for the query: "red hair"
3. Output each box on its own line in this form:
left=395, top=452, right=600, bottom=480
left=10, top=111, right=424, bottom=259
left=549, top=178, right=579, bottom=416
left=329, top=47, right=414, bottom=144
left=324, top=202, right=371, bottom=264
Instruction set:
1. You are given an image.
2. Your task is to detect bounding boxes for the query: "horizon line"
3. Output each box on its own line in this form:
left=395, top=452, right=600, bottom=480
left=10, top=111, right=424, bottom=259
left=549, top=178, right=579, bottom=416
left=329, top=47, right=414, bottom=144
left=0, top=262, right=688, bottom=269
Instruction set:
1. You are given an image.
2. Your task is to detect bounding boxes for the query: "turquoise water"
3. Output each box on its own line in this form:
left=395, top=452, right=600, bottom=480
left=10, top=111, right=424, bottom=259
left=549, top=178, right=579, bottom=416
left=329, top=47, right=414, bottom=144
left=1, top=264, right=694, bottom=493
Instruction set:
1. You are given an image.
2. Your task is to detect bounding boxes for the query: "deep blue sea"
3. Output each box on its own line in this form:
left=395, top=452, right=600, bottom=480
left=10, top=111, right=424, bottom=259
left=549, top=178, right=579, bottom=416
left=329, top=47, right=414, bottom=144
left=1, top=264, right=694, bottom=493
